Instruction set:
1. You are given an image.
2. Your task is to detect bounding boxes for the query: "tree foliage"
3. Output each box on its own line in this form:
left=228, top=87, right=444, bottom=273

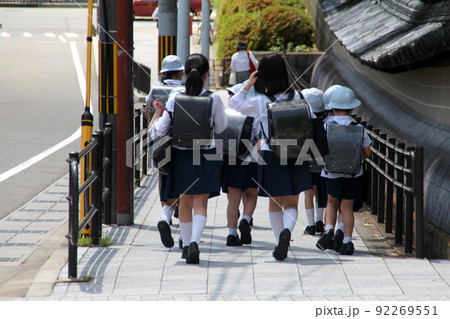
left=215, top=0, right=313, bottom=58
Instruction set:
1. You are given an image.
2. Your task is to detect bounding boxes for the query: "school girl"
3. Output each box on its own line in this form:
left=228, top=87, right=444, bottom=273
left=301, top=88, right=327, bottom=235
left=316, top=86, right=371, bottom=255
left=229, top=53, right=315, bottom=261
left=150, top=53, right=227, bottom=264
left=222, top=82, right=259, bottom=246
left=146, top=55, right=185, bottom=249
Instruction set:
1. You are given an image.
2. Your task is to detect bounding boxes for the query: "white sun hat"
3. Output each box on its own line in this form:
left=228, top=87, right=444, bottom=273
left=160, top=55, right=185, bottom=74
left=301, top=88, right=324, bottom=113
left=323, top=84, right=342, bottom=110
left=327, top=86, right=361, bottom=110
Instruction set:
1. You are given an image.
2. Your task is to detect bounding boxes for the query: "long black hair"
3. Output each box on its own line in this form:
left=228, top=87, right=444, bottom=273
left=184, top=53, right=209, bottom=96
left=254, top=53, right=293, bottom=96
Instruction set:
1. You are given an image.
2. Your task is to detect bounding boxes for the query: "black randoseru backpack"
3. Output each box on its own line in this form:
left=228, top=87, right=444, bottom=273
left=171, top=92, right=214, bottom=149
left=263, top=92, right=313, bottom=159
left=324, top=122, right=364, bottom=175
left=150, top=84, right=182, bottom=108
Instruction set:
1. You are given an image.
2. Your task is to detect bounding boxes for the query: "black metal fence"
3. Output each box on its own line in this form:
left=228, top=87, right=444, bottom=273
left=133, top=106, right=149, bottom=187
left=356, top=117, right=424, bottom=258
left=66, top=123, right=112, bottom=279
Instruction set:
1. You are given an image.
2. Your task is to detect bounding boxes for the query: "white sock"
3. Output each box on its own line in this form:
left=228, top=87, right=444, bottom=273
left=242, top=215, right=252, bottom=224
left=315, top=202, right=324, bottom=222
left=343, top=236, right=352, bottom=244
left=283, top=208, right=298, bottom=233
left=305, top=208, right=315, bottom=226
left=325, top=224, right=334, bottom=232
left=269, top=211, right=283, bottom=243
left=228, top=228, right=238, bottom=236
left=190, top=215, right=207, bottom=244
left=337, top=222, right=345, bottom=232
left=179, top=221, right=192, bottom=248
left=161, top=205, right=174, bottom=223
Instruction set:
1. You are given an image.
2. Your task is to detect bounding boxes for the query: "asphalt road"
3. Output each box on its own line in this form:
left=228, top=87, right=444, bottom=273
left=0, top=7, right=97, bottom=219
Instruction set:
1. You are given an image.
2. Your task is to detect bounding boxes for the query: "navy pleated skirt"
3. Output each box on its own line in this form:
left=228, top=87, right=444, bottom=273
left=221, top=156, right=258, bottom=192
left=170, top=147, right=222, bottom=197
left=159, top=173, right=179, bottom=202
left=257, top=150, right=312, bottom=197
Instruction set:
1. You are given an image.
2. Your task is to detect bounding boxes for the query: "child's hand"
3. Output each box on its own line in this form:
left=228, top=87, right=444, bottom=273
left=153, top=99, right=164, bottom=117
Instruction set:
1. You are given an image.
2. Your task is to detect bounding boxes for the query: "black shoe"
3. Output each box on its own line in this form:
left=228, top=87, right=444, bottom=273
left=340, top=242, right=355, bottom=255
left=186, top=242, right=200, bottom=264
left=304, top=225, right=316, bottom=235
left=178, top=237, right=183, bottom=249
left=334, top=229, right=344, bottom=252
left=316, top=229, right=334, bottom=251
left=273, top=228, right=291, bottom=261
left=249, top=218, right=254, bottom=226
left=238, top=219, right=252, bottom=244
left=315, top=220, right=325, bottom=234
left=157, top=220, right=174, bottom=248
left=181, top=246, right=188, bottom=259
left=174, top=206, right=179, bottom=219
left=169, top=218, right=173, bottom=225
left=226, top=234, right=243, bottom=246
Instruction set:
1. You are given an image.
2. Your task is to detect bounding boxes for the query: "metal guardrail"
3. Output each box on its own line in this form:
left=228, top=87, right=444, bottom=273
left=66, top=123, right=112, bottom=279
left=133, top=106, right=149, bottom=187
left=356, top=117, right=424, bottom=258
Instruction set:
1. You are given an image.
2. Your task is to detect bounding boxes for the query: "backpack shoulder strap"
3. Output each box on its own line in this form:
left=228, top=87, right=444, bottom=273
left=201, top=90, right=213, bottom=97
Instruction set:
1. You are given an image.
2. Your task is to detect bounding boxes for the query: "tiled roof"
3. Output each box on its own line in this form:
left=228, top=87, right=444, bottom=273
left=321, top=0, right=450, bottom=73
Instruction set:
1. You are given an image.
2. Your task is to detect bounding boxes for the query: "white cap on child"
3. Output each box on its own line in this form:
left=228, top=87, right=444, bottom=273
left=301, top=88, right=324, bottom=113
left=328, top=86, right=361, bottom=110
left=160, top=55, right=185, bottom=74
left=323, top=85, right=342, bottom=110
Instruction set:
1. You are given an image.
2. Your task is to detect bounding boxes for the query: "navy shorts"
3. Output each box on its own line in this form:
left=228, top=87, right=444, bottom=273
left=257, top=150, right=312, bottom=197
left=324, top=177, right=362, bottom=201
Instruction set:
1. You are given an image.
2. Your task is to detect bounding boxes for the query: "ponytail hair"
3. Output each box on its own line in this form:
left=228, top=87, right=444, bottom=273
left=184, top=53, right=209, bottom=96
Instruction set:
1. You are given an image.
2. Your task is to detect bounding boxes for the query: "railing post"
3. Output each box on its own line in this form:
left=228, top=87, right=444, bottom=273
left=104, top=123, right=113, bottom=225
left=395, top=143, right=405, bottom=244
left=142, top=107, right=148, bottom=175
left=91, top=132, right=102, bottom=245
left=385, top=138, right=396, bottom=233
left=68, top=152, right=79, bottom=279
left=413, top=147, right=425, bottom=258
left=377, top=133, right=387, bottom=223
left=371, top=128, right=379, bottom=216
left=405, top=147, right=414, bottom=254
left=134, top=108, right=141, bottom=187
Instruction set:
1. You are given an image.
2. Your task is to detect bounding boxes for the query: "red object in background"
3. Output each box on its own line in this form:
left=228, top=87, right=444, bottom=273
left=133, top=0, right=206, bottom=17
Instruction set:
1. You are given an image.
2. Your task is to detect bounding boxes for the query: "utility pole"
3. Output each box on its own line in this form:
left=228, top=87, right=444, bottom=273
left=98, top=0, right=134, bottom=225
left=158, top=0, right=178, bottom=73
left=200, top=0, right=210, bottom=89
left=177, top=0, right=190, bottom=66
left=116, top=0, right=134, bottom=225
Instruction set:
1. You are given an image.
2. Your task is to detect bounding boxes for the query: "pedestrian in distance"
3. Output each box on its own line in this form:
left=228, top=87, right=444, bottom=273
left=222, top=82, right=259, bottom=247
left=316, top=86, right=372, bottom=255
left=229, top=53, right=315, bottom=261
left=301, top=87, right=327, bottom=235
left=150, top=53, right=227, bottom=264
left=146, top=55, right=185, bottom=249
left=230, top=41, right=259, bottom=84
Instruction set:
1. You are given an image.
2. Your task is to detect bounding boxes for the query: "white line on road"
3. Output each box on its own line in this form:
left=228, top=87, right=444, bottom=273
left=0, top=39, right=89, bottom=184
left=59, top=36, right=67, bottom=43
left=0, top=128, right=81, bottom=183
left=23, top=32, right=32, bottom=37
left=45, top=32, right=56, bottom=38
left=1, top=32, right=10, bottom=37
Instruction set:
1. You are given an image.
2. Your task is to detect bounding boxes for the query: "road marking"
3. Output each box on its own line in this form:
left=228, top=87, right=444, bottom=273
left=64, top=32, right=78, bottom=38
left=0, top=39, right=90, bottom=184
left=59, top=35, right=67, bottom=43
left=44, top=32, right=56, bottom=38
left=1, top=32, right=10, bottom=37
left=23, top=32, right=32, bottom=37
left=0, top=128, right=81, bottom=184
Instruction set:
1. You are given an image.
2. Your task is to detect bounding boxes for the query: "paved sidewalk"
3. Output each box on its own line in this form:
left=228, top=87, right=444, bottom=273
left=15, top=172, right=449, bottom=302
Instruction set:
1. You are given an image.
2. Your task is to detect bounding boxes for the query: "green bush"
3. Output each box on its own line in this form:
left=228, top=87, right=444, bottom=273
left=215, top=0, right=313, bottom=58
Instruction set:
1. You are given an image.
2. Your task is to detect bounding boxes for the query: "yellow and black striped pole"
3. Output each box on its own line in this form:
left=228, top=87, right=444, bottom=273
left=158, top=0, right=178, bottom=73
left=80, top=0, right=95, bottom=236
